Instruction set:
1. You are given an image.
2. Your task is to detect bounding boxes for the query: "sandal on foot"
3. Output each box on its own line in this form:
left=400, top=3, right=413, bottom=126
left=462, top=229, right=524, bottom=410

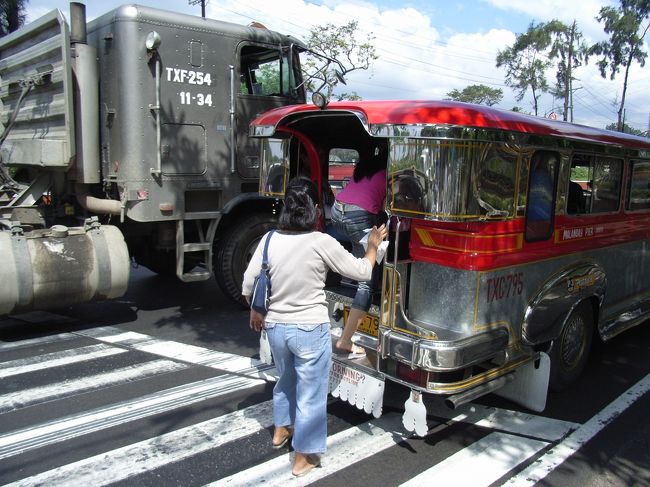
left=292, top=454, right=320, bottom=477
left=271, top=427, right=293, bottom=449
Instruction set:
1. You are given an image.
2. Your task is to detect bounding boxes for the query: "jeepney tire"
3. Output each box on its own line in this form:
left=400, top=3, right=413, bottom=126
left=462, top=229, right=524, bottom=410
left=549, top=301, right=594, bottom=392
left=214, top=214, right=277, bottom=308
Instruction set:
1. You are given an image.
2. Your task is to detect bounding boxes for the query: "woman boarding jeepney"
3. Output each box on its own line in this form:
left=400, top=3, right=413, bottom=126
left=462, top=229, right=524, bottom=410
left=242, top=176, right=387, bottom=477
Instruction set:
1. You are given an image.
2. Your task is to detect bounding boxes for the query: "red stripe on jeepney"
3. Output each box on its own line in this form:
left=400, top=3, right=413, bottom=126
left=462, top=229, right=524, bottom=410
left=410, top=213, right=650, bottom=270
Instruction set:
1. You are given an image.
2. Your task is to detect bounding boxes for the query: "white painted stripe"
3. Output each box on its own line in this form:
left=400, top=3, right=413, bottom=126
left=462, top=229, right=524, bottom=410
left=0, top=344, right=127, bottom=378
left=0, top=332, right=76, bottom=352
left=503, top=372, right=650, bottom=487
left=400, top=432, right=548, bottom=487
left=0, top=374, right=266, bottom=460
left=75, top=327, right=277, bottom=380
left=209, top=413, right=410, bottom=486
left=424, top=400, right=578, bottom=442
left=3, top=401, right=276, bottom=487
left=0, top=359, right=188, bottom=413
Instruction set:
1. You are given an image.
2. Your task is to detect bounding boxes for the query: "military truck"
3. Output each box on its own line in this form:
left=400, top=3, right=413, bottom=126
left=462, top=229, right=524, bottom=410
left=0, top=2, right=307, bottom=314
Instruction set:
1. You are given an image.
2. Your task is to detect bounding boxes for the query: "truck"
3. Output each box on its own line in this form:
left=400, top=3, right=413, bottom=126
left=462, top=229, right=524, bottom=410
left=0, top=2, right=307, bottom=314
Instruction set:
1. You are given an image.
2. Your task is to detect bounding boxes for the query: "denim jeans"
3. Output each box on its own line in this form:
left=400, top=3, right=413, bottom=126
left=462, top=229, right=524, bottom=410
left=265, top=322, right=331, bottom=454
left=330, top=203, right=378, bottom=311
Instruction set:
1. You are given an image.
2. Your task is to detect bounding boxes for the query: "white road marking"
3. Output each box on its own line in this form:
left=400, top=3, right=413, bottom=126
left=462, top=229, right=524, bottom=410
left=209, top=412, right=411, bottom=486
left=0, top=332, right=76, bottom=352
left=400, top=432, right=548, bottom=487
left=503, top=372, right=650, bottom=486
left=75, top=326, right=277, bottom=380
left=0, top=344, right=127, bottom=378
left=0, top=374, right=267, bottom=460
left=424, top=400, right=578, bottom=442
left=2, top=401, right=276, bottom=487
left=0, top=359, right=188, bottom=413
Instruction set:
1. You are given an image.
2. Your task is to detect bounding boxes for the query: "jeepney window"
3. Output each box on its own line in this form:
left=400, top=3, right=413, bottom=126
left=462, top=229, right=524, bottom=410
left=328, top=148, right=357, bottom=194
left=475, top=146, right=518, bottom=218
left=525, top=150, right=559, bottom=242
left=260, top=138, right=289, bottom=196
left=388, top=139, right=517, bottom=220
left=240, top=46, right=296, bottom=97
left=567, top=154, right=622, bottom=214
left=592, top=157, right=622, bottom=213
left=627, top=160, right=650, bottom=211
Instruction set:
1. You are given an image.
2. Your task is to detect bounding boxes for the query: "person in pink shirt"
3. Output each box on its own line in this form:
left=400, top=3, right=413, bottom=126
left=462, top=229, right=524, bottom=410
left=330, top=142, right=387, bottom=358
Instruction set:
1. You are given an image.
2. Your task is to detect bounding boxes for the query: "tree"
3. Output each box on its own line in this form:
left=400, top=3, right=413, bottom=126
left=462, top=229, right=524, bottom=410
left=303, top=21, right=378, bottom=101
left=496, top=22, right=551, bottom=116
left=589, top=0, right=650, bottom=131
left=0, top=0, right=29, bottom=37
left=605, top=121, right=648, bottom=137
left=445, top=84, right=503, bottom=106
left=543, top=19, right=588, bottom=122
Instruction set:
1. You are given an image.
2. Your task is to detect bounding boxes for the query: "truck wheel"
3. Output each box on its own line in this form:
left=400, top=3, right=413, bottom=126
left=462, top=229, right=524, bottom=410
left=549, top=302, right=593, bottom=392
left=215, top=214, right=276, bottom=307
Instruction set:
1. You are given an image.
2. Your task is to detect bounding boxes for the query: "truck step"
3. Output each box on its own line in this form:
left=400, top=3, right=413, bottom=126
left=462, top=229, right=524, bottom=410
left=180, top=269, right=211, bottom=282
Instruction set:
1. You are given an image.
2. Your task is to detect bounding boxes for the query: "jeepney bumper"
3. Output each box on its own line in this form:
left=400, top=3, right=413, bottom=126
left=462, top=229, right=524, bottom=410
left=378, top=326, right=510, bottom=371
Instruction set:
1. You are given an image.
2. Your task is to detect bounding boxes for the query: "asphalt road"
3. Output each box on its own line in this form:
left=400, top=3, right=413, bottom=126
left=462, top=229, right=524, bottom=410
left=0, top=265, right=648, bottom=486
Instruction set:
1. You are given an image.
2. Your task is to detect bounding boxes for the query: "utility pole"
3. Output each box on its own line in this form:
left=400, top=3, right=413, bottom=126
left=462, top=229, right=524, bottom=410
left=188, top=0, right=207, bottom=18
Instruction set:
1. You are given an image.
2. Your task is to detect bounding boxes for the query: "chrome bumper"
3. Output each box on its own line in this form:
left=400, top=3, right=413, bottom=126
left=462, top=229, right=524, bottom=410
left=378, top=326, right=509, bottom=371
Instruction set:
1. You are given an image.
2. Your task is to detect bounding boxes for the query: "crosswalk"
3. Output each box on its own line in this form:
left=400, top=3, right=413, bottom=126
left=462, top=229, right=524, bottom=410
left=0, top=321, right=645, bottom=486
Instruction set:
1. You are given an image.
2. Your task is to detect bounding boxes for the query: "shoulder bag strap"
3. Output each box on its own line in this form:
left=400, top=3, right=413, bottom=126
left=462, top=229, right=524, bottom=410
left=261, top=230, right=275, bottom=269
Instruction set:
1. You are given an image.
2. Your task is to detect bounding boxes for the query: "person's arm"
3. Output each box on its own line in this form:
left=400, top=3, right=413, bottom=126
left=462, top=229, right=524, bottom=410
left=320, top=224, right=388, bottom=281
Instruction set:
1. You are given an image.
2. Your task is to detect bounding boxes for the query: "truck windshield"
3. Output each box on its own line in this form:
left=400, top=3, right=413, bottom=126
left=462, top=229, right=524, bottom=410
left=240, top=45, right=299, bottom=97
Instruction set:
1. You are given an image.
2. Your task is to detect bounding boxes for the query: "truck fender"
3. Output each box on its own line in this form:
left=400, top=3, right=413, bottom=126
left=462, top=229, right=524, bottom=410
left=522, top=260, right=605, bottom=346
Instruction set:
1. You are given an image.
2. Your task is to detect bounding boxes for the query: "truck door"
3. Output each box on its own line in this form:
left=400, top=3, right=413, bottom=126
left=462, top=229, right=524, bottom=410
left=235, top=43, right=303, bottom=179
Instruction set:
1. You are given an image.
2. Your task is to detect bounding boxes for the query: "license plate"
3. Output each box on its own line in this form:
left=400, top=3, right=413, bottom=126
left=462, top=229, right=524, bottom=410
left=343, top=307, right=379, bottom=337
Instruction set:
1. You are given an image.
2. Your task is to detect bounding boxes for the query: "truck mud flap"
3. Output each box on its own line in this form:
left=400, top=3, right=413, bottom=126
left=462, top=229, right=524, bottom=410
left=329, top=357, right=385, bottom=418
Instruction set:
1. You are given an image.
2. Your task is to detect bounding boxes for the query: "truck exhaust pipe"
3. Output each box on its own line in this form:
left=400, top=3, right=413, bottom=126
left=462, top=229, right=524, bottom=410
left=444, top=373, right=515, bottom=410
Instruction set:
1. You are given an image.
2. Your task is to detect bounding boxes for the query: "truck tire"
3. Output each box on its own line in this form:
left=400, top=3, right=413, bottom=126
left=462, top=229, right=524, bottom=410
left=215, top=214, right=277, bottom=307
left=549, top=301, right=593, bottom=392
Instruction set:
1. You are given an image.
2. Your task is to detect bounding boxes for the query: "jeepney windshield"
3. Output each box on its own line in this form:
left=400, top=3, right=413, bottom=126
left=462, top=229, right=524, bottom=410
left=388, top=139, right=520, bottom=221
left=260, top=138, right=290, bottom=196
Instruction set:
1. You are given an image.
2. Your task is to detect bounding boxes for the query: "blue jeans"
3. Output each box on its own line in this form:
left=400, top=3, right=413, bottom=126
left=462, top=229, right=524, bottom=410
left=265, top=322, right=331, bottom=454
left=330, top=202, right=378, bottom=311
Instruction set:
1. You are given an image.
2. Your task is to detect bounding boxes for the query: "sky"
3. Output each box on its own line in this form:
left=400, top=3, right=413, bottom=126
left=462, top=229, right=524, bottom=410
left=23, top=0, right=650, bottom=133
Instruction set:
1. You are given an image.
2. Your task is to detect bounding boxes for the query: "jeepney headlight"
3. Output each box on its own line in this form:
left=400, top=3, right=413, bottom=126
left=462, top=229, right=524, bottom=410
left=311, top=91, right=327, bottom=109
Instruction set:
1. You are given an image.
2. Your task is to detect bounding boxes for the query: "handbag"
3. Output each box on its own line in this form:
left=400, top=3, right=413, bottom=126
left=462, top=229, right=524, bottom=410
left=251, top=230, right=275, bottom=315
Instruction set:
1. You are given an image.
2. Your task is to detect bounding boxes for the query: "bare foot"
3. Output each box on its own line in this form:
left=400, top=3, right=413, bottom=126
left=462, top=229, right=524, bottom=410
left=292, top=452, right=320, bottom=477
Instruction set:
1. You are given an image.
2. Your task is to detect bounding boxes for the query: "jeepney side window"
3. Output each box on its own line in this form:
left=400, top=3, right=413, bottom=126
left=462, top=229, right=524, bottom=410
left=475, top=145, right=518, bottom=218
left=627, top=160, right=650, bottom=211
left=525, top=150, right=559, bottom=242
left=328, top=148, right=358, bottom=195
left=592, top=157, right=622, bottom=213
left=260, top=138, right=289, bottom=196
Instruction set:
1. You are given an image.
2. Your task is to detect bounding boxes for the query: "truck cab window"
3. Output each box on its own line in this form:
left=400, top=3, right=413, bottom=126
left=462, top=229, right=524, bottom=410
left=239, top=45, right=296, bottom=97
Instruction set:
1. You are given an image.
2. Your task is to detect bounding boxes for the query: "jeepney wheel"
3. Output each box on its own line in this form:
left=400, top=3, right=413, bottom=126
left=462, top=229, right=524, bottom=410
left=215, top=214, right=277, bottom=307
left=549, top=302, right=593, bottom=392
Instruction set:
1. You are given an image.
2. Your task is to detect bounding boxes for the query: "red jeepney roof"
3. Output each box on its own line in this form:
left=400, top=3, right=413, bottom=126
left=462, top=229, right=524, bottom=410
left=251, top=100, right=650, bottom=150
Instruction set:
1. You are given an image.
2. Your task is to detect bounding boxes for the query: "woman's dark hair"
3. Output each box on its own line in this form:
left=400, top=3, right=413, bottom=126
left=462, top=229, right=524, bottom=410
left=353, top=139, right=388, bottom=183
left=278, top=176, right=319, bottom=231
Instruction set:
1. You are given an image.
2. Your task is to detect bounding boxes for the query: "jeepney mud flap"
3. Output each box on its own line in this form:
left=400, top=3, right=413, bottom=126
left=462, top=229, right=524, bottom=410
left=494, top=352, right=550, bottom=412
left=329, top=357, right=385, bottom=418
left=403, top=390, right=429, bottom=437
